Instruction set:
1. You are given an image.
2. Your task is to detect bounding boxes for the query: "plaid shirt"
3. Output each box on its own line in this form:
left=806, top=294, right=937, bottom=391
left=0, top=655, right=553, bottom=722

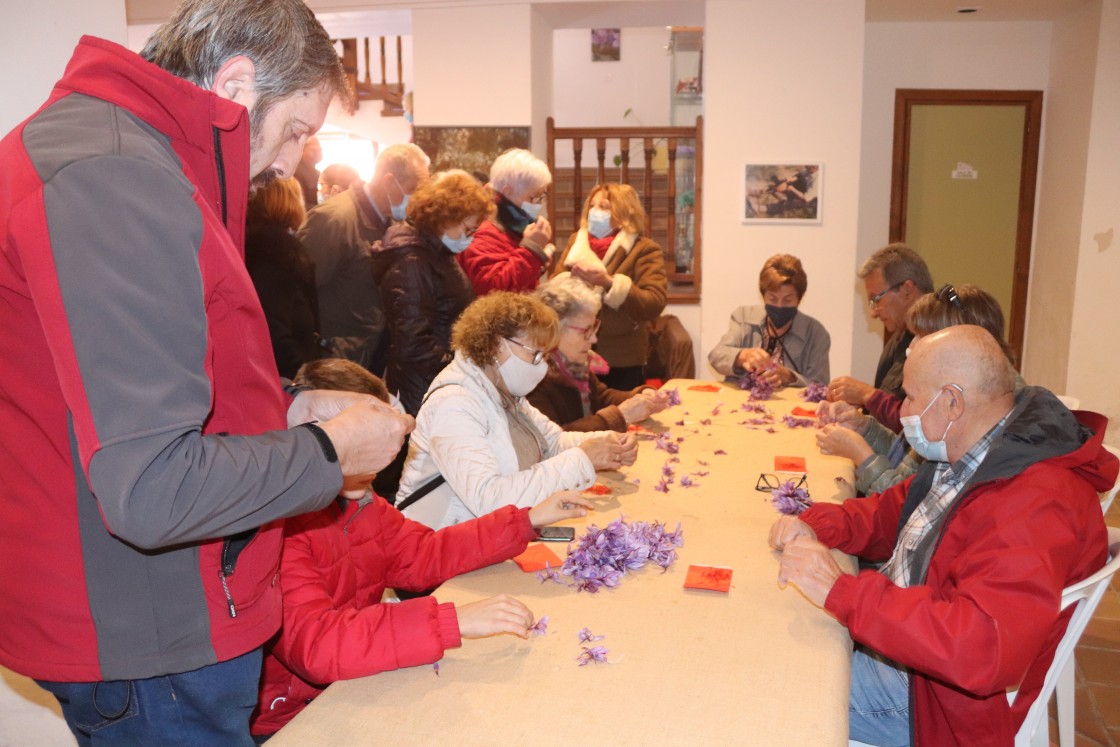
left=881, top=413, right=1012, bottom=588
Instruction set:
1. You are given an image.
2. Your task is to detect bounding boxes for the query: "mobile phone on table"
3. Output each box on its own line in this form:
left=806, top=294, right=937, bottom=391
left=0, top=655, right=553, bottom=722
left=538, top=526, right=575, bottom=542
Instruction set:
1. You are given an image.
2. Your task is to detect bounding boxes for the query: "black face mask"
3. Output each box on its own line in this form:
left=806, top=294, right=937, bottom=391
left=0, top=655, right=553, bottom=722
left=765, top=304, right=799, bottom=329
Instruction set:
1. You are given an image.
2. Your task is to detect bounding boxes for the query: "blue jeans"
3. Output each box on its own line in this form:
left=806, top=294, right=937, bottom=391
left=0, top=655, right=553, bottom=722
left=37, top=648, right=262, bottom=746
left=850, top=648, right=911, bottom=746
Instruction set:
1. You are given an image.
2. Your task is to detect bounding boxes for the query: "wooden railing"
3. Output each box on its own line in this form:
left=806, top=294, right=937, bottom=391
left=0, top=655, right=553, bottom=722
left=546, top=116, right=702, bottom=303
left=337, top=36, right=406, bottom=116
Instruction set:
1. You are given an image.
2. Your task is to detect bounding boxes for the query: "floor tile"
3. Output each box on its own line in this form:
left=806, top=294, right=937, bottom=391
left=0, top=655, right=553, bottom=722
left=1079, top=647, right=1120, bottom=685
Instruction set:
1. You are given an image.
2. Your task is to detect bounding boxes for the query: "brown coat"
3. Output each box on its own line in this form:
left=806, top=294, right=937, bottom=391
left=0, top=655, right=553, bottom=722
left=552, top=232, right=668, bottom=368
left=527, top=363, right=643, bottom=432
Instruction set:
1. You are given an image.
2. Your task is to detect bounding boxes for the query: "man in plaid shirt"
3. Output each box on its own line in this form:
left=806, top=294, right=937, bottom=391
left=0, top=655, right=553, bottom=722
left=769, top=325, right=1116, bottom=746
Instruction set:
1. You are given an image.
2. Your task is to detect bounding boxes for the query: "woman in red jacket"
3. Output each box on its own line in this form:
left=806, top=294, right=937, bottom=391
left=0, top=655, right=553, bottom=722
left=251, top=359, right=590, bottom=738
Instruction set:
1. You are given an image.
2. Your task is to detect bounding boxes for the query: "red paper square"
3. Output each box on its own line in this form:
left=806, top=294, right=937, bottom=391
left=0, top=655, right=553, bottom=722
left=790, top=406, right=818, bottom=417
left=774, top=456, right=807, bottom=472
left=684, top=565, right=733, bottom=592
left=512, top=544, right=563, bottom=572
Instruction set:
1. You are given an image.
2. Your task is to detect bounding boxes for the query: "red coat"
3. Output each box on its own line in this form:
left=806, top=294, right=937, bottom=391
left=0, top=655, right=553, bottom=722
left=457, top=217, right=545, bottom=295
left=801, top=394, right=1116, bottom=746
left=252, top=499, right=538, bottom=735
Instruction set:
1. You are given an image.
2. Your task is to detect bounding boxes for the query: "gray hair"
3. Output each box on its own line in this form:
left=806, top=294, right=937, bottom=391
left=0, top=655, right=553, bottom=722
left=140, top=0, right=350, bottom=121
left=535, top=275, right=602, bottom=321
left=374, top=143, right=431, bottom=183
left=858, top=242, right=934, bottom=293
left=489, top=148, right=552, bottom=198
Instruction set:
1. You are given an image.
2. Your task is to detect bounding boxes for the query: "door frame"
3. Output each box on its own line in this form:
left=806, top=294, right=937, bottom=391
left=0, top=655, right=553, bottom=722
left=889, top=88, right=1043, bottom=364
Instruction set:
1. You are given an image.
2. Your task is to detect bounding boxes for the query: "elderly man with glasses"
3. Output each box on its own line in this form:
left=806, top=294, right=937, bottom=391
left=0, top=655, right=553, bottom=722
left=827, top=243, right=934, bottom=431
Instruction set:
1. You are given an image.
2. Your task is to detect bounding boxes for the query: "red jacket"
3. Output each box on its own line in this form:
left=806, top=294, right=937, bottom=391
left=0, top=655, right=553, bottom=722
left=252, top=498, right=538, bottom=735
left=801, top=391, right=1116, bottom=746
left=0, top=37, right=340, bottom=681
left=457, top=217, right=545, bottom=295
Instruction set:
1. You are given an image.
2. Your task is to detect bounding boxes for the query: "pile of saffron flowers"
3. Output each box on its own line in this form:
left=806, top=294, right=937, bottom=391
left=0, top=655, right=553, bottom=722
left=770, top=480, right=813, bottom=516
left=558, top=518, right=685, bottom=593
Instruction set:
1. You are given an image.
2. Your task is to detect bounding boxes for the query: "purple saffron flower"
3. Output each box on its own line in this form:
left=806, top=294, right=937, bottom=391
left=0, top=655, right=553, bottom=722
left=536, top=565, right=562, bottom=584
left=577, top=645, right=610, bottom=666
left=630, top=477, right=642, bottom=486
left=766, top=427, right=777, bottom=434
left=679, top=475, right=698, bottom=488
left=691, top=470, right=709, bottom=477
left=770, top=480, right=813, bottom=515
left=654, top=479, right=670, bottom=493
left=578, top=628, right=605, bottom=643
left=433, top=662, right=440, bottom=676
left=711, top=402, right=723, bottom=416
left=714, top=449, right=728, bottom=456
left=661, top=463, right=676, bottom=479
left=666, top=387, right=681, bottom=406
left=803, top=381, right=828, bottom=403
left=530, top=616, right=549, bottom=636
left=782, top=415, right=816, bottom=428
left=654, top=433, right=680, bottom=454
left=674, top=419, right=686, bottom=426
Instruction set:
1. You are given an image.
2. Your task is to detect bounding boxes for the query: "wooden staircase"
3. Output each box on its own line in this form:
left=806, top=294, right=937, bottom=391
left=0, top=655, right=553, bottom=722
left=337, top=36, right=406, bottom=117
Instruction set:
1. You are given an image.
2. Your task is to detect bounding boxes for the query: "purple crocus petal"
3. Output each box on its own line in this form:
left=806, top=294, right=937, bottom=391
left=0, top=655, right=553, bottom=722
left=661, top=463, right=676, bottom=478
left=530, top=616, right=550, bottom=636
left=654, top=479, right=670, bottom=493
left=770, top=479, right=814, bottom=515
left=782, top=415, right=816, bottom=428
left=666, top=388, right=681, bottom=406
left=766, top=427, right=776, bottom=434
left=578, top=627, right=605, bottom=643
left=630, top=477, right=641, bottom=486
left=680, top=475, right=698, bottom=488
left=698, top=459, right=709, bottom=467
left=700, top=418, right=712, bottom=426
left=433, top=662, right=440, bottom=676
left=692, top=470, right=709, bottom=477
left=674, top=419, right=686, bottom=426
left=714, top=449, right=728, bottom=455
left=802, top=381, right=828, bottom=403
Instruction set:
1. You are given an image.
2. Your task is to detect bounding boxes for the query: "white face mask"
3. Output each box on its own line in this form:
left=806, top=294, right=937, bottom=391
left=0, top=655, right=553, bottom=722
left=389, top=174, right=409, bottom=221
left=497, top=339, right=548, bottom=396
left=900, top=387, right=958, bottom=462
left=587, top=208, right=613, bottom=239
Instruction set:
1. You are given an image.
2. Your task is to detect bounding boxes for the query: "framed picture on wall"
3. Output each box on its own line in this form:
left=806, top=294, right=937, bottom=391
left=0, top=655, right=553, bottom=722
left=591, top=28, right=621, bottom=61
left=743, top=163, right=822, bottom=224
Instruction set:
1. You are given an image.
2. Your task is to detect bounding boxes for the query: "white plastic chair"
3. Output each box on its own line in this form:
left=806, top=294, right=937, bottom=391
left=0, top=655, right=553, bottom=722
left=1101, top=445, right=1120, bottom=515
left=1010, top=526, right=1120, bottom=747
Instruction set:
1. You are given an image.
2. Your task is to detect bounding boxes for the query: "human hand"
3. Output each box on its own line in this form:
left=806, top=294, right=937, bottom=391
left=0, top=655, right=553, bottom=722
left=456, top=594, right=534, bottom=639
left=316, top=402, right=415, bottom=486
left=768, top=515, right=817, bottom=551
left=579, top=432, right=638, bottom=469
left=529, top=491, right=592, bottom=527
left=816, top=424, right=874, bottom=463
left=777, top=536, right=845, bottom=608
left=735, top=347, right=772, bottom=372
left=287, top=388, right=389, bottom=428
left=523, top=217, right=552, bottom=247
left=642, top=388, right=670, bottom=415
left=826, top=377, right=874, bottom=406
left=618, top=393, right=652, bottom=424
left=758, top=364, right=793, bottom=388
left=570, top=261, right=613, bottom=290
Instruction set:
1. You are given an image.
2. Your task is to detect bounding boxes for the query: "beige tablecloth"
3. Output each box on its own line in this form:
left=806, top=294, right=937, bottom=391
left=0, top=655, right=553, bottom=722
left=268, top=381, right=857, bottom=746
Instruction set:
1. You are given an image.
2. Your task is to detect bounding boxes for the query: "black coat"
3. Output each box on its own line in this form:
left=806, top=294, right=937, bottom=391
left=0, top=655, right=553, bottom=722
left=245, top=220, right=323, bottom=379
left=370, top=223, right=475, bottom=415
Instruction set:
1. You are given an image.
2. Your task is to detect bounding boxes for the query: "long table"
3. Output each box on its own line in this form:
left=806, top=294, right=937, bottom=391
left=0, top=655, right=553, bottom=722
left=268, top=381, right=857, bottom=746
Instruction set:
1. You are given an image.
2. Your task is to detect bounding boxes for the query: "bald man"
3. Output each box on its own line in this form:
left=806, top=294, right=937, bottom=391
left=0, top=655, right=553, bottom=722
left=770, top=325, right=1116, bottom=746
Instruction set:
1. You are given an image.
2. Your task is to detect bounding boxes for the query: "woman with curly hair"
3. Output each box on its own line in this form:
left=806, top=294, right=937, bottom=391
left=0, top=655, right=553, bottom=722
left=396, top=292, right=638, bottom=531
left=371, top=170, right=491, bottom=416
left=551, top=183, right=668, bottom=390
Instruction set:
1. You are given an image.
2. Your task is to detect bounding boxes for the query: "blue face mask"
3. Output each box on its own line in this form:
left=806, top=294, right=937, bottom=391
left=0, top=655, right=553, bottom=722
left=389, top=175, right=409, bottom=221
left=900, top=387, right=958, bottom=462
left=587, top=208, right=613, bottom=239
left=765, top=304, right=799, bottom=329
left=520, top=201, right=544, bottom=221
left=442, top=232, right=473, bottom=254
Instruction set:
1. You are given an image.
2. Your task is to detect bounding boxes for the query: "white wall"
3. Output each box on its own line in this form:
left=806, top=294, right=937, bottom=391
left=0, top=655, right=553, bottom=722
left=0, top=0, right=127, bottom=134
left=1026, top=1, right=1100, bottom=396
left=1065, top=0, right=1120, bottom=441
left=698, top=0, right=866, bottom=383
left=856, top=21, right=1052, bottom=383
left=412, top=4, right=533, bottom=126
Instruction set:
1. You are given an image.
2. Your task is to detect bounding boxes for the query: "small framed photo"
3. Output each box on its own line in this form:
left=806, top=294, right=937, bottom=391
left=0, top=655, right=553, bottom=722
left=591, top=28, right=621, bottom=61
left=743, top=163, right=822, bottom=224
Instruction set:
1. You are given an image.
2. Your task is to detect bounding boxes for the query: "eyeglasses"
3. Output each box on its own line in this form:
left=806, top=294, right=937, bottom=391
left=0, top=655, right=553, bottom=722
left=525, top=190, right=549, bottom=205
left=503, top=337, right=547, bottom=365
left=755, top=473, right=809, bottom=493
left=935, top=284, right=965, bottom=311
left=867, top=282, right=904, bottom=309
left=460, top=221, right=481, bottom=238
left=564, top=318, right=601, bottom=341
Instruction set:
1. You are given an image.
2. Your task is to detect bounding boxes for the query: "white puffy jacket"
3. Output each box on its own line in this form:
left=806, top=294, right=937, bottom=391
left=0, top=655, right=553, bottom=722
left=398, top=352, right=603, bottom=529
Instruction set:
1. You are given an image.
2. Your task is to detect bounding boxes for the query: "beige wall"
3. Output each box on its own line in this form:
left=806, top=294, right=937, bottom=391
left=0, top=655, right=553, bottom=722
left=1064, top=0, right=1120, bottom=442
left=0, top=0, right=127, bottom=134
